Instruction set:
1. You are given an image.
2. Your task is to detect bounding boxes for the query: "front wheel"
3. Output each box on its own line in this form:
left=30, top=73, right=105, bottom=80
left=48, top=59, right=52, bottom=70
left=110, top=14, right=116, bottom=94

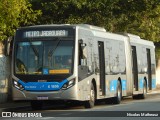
left=84, top=83, right=95, bottom=108
left=112, top=81, right=122, bottom=104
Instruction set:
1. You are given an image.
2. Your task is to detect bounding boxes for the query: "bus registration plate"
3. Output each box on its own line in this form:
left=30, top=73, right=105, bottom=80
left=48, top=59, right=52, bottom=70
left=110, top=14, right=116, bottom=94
left=37, top=96, right=48, bottom=100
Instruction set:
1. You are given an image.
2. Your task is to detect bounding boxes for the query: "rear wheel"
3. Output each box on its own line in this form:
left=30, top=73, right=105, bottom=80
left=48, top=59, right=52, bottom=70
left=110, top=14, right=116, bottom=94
left=31, top=100, right=43, bottom=110
left=132, top=94, right=139, bottom=99
left=139, top=81, right=147, bottom=99
left=84, top=83, right=95, bottom=108
left=112, top=81, right=122, bottom=104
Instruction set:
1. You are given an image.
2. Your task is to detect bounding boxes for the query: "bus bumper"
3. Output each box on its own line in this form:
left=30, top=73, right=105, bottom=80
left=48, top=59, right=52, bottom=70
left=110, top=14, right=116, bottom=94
left=12, top=85, right=78, bottom=101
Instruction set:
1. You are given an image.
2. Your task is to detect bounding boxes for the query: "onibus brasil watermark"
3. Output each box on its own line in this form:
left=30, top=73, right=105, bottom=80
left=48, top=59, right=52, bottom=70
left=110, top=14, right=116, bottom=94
left=2, top=112, right=42, bottom=118
left=127, top=112, right=159, bottom=117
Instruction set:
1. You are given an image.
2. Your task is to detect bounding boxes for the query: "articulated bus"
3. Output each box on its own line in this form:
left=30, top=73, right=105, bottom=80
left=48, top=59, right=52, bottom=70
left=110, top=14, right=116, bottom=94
left=11, top=24, right=156, bottom=109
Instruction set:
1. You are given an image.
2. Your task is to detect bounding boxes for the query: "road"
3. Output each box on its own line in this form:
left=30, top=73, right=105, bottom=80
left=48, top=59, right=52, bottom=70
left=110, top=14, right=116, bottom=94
left=1, top=91, right=160, bottom=120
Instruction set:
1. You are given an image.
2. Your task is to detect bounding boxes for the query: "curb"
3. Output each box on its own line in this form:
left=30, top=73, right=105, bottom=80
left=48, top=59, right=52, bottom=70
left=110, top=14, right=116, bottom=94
left=0, top=101, right=30, bottom=113
left=0, top=105, right=30, bottom=113
left=147, top=90, right=160, bottom=94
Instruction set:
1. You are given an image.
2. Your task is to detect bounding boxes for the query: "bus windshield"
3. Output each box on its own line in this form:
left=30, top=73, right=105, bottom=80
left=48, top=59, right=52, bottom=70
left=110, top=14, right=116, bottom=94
left=15, top=40, right=74, bottom=75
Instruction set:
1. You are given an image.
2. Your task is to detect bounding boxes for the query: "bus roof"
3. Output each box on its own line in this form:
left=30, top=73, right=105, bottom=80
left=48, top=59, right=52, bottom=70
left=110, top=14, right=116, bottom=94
left=18, top=24, right=106, bottom=32
left=17, top=24, right=154, bottom=47
left=124, top=33, right=155, bottom=47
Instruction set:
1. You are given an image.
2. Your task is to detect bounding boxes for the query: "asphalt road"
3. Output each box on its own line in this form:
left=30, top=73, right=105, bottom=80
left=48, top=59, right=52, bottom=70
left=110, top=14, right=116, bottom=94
left=1, top=91, right=160, bottom=120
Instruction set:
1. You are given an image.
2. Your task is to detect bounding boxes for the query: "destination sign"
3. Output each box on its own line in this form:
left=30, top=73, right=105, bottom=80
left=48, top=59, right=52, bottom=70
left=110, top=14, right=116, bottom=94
left=24, top=30, right=68, bottom=38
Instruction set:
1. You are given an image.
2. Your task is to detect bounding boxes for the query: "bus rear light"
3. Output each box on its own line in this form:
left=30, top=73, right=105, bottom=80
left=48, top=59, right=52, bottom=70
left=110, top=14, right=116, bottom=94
left=13, top=80, right=24, bottom=91
left=62, top=79, right=76, bottom=90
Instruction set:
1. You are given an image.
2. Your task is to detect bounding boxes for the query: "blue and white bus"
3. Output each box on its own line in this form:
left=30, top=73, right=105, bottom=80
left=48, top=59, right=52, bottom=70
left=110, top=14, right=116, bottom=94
left=11, top=24, right=156, bottom=109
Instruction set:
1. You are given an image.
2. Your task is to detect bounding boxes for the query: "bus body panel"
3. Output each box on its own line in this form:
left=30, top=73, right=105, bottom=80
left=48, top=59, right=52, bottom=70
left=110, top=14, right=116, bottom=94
left=129, top=35, right=156, bottom=94
left=77, top=26, right=129, bottom=99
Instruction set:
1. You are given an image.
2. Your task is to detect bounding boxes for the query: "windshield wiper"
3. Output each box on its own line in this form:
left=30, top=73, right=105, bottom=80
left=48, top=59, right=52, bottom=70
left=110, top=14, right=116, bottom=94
left=48, top=38, right=61, bottom=58
left=28, top=40, right=40, bottom=67
left=29, top=40, right=39, bottom=58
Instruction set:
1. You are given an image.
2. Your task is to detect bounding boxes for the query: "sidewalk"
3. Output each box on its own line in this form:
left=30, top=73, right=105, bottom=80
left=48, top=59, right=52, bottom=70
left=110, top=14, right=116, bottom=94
left=0, top=101, right=30, bottom=112
left=147, top=88, right=160, bottom=94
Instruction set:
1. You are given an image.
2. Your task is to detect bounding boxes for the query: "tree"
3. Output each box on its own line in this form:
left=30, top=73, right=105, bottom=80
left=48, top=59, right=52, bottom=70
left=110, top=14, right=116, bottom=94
left=0, top=0, right=41, bottom=41
left=30, top=0, right=160, bottom=61
left=30, top=0, right=160, bottom=42
left=30, top=0, right=117, bottom=24
left=111, top=0, right=160, bottom=42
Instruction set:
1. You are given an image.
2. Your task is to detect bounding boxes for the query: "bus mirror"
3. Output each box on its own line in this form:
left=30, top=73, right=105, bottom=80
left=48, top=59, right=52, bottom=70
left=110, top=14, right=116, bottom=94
left=78, top=39, right=87, bottom=66
left=81, top=59, right=87, bottom=66
left=81, top=43, right=86, bottom=47
left=78, top=39, right=86, bottom=47
left=81, top=45, right=87, bottom=66
left=4, top=36, right=13, bottom=56
left=79, top=39, right=83, bottom=44
left=82, top=45, right=87, bottom=59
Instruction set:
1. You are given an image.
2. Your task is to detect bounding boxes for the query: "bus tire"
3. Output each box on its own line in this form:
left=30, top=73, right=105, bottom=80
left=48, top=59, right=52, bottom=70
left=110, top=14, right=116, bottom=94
left=112, top=81, right=122, bottom=104
left=84, top=83, right=95, bottom=108
left=31, top=100, right=43, bottom=110
left=132, top=95, right=139, bottom=99
left=139, top=81, right=147, bottom=99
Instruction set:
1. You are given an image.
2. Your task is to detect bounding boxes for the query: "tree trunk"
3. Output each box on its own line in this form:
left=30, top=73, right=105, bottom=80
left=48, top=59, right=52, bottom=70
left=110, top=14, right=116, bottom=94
left=156, top=58, right=160, bottom=89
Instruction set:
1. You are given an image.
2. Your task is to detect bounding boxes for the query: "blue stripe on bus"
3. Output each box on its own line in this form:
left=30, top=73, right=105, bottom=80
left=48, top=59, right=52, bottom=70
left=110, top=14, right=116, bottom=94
left=139, top=78, right=156, bottom=89
left=110, top=80, right=117, bottom=92
left=18, top=79, right=68, bottom=91
left=139, top=79, right=144, bottom=89
left=152, top=79, right=156, bottom=89
left=110, top=80, right=127, bottom=92
left=121, top=80, right=127, bottom=91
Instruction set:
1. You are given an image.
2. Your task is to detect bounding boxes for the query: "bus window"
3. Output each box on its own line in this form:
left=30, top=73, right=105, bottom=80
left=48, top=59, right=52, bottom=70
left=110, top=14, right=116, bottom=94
left=15, top=40, right=74, bottom=75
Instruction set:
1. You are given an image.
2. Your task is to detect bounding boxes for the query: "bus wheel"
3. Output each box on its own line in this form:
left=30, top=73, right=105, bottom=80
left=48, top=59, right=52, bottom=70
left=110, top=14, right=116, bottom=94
left=132, top=94, right=139, bottom=99
left=112, top=81, right=122, bottom=104
left=84, top=83, right=95, bottom=108
left=139, top=81, right=147, bottom=99
left=31, top=100, right=43, bottom=110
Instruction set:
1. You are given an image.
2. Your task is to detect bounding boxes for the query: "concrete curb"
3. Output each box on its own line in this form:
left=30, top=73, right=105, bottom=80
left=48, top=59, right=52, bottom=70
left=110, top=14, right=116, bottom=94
left=0, top=106, right=30, bottom=113
left=147, top=89, right=160, bottom=95
left=0, top=101, right=30, bottom=113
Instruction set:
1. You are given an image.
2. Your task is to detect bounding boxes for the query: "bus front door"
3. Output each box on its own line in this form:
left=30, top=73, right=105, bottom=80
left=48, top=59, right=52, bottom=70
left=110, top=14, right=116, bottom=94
left=132, top=46, right=138, bottom=91
left=146, top=49, right=152, bottom=90
left=98, top=41, right=106, bottom=95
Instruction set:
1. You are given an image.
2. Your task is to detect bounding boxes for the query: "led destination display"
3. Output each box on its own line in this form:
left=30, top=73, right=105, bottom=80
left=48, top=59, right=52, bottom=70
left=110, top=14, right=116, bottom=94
left=24, top=30, right=68, bottom=38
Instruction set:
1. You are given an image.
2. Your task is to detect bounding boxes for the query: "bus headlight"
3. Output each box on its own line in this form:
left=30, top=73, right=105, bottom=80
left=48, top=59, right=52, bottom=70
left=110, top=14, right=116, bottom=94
left=13, top=80, right=24, bottom=91
left=62, top=79, right=75, bottom=90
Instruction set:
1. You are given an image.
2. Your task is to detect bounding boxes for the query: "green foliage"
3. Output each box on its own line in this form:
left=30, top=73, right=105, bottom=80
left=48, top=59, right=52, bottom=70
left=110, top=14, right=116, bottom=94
left=0, top=0, right=159, bottom=60
left=156, top=47, right=160, bottom=56
left=112, top=0, right=160, bottom=42
left=1, top=0, right=159, bottom=42
left=0, top=0, right=41, bottom=41
left=30, top=0, right=160, bottom=42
